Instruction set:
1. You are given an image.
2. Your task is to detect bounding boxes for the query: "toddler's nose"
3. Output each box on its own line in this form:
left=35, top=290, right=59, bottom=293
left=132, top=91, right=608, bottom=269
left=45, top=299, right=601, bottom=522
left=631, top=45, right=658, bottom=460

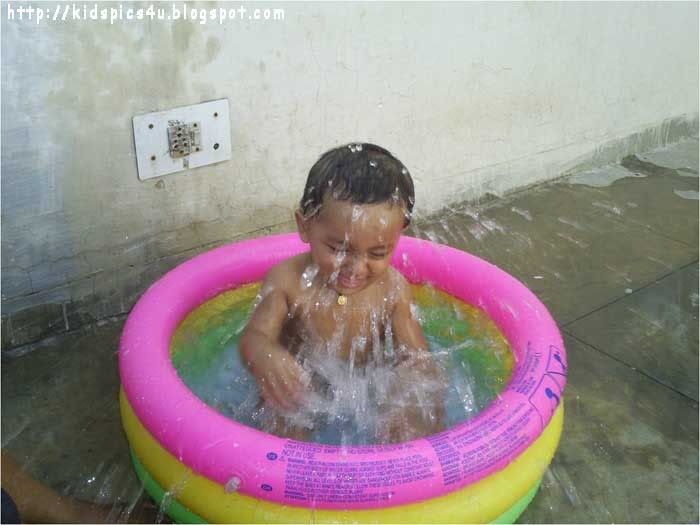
left=342, top=254, right=367, bottom=277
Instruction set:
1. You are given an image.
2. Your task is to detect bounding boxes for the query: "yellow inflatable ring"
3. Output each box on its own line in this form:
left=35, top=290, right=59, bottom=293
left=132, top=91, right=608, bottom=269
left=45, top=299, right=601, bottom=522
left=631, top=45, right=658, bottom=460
left=121, top=390, right=563, bottom=523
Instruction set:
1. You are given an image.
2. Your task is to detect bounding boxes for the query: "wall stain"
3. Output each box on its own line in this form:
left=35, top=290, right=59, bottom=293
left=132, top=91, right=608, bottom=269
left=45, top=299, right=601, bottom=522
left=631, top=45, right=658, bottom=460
left=172, top=21, right=194, bottom=54
left=205, top=36, right=221, bottom=64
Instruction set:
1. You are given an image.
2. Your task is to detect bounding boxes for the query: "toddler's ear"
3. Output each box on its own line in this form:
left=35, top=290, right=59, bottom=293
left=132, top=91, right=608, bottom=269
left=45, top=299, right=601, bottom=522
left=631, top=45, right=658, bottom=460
left=295, top=209, right=310, bottom=243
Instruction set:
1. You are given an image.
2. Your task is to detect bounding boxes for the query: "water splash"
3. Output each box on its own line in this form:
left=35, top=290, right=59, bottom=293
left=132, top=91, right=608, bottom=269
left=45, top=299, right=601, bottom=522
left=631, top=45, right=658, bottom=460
left=301, top=264, right=319, bottom=289
left=351, top=205, right=364, bottom=223
left=673, top=189, right=699, bottom=200
left=511, top=207, right=533, bottom=221
left=172, top=283, right=513, bottom=446
left=557, top=217, right=586, bottom=231
left=156, top=472, right=191, bottom=523
left=555, top=233, right=590, bottom=249
left=224, top=476, right=241, bottom=494
left=569, top=165, right=645, bottom=187
left=592, top=201, right=623, bottom=216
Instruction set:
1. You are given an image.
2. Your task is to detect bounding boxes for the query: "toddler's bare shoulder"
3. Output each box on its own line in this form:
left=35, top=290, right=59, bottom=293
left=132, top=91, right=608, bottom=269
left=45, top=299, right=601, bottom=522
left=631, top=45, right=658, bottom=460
left=263, top=254, right=308, bottom=293
left=385, top=267, right=413, bottom=303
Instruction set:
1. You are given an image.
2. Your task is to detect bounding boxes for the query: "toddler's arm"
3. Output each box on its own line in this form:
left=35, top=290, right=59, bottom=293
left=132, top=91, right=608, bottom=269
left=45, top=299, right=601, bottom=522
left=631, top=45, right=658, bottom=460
left=240, top=268, right=309, bottom=410
left=383, top=278, right=446, bottom=442
left=391, top=278, right=431, bottom=367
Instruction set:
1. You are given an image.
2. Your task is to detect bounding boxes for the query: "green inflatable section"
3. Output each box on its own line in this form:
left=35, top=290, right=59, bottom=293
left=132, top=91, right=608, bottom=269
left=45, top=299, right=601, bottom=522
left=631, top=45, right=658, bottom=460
left=130, top=449, right=205, bottom=524
left=130, top=449, right=540, bottom=524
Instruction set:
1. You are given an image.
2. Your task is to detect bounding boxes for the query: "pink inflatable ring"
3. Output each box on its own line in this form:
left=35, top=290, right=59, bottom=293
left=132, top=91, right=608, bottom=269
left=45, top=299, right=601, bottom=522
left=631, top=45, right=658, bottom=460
left=119, top=233, right=566, bottom=523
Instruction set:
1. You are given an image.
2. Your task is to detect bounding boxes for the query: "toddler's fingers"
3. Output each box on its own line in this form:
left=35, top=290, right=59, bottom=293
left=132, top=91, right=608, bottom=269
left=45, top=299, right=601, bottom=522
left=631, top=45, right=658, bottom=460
left=298, top=368, right=312, bottom=389
left=272, top=381, right=298, bottom=410
left=277, top=363, right=308, bottom=397
left=261, top=377, right=294, bottom=411
left=278, top=374, right=306, bottom=407
left=294, top=368, right=313, bottom=400
left=267, top=388, right=294, bottom=411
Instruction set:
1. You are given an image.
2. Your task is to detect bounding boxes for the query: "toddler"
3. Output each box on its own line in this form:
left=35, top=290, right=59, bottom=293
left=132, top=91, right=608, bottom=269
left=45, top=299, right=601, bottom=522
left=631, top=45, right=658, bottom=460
left=240, top=143, right=444, bottom=443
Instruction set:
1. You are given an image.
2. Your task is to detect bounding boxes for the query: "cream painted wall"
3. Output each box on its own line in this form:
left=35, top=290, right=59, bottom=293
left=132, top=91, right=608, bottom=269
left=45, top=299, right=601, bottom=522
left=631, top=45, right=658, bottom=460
left=1, top=2, right=698, bottom=346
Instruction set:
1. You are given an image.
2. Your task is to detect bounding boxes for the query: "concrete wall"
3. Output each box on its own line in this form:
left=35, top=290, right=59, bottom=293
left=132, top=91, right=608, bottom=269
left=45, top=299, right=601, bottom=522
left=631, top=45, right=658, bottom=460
left=2, top=2, right=698, bottom=349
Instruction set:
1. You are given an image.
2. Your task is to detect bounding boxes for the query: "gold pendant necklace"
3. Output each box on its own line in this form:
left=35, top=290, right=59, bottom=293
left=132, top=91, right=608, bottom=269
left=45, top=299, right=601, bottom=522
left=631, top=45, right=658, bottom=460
left=337, top=294, right=347, bottom=306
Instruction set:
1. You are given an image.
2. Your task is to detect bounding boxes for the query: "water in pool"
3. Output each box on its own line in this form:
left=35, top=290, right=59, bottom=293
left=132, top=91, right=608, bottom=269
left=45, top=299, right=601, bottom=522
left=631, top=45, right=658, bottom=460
left=171, top=282, right=513, bottom=446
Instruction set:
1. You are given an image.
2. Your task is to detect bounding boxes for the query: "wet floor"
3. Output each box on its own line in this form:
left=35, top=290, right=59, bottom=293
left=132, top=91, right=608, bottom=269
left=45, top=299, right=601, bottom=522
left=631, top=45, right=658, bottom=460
left=2, top=138, right=698, bottom=523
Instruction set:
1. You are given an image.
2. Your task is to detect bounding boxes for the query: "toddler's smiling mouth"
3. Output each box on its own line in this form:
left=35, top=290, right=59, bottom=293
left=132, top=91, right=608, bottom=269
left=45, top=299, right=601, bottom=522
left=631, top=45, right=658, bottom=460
left=338, top=274, right=365, bottom=289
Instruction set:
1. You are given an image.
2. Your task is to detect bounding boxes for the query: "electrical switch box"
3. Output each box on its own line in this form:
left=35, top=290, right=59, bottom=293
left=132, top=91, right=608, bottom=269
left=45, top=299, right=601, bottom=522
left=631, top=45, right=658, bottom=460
left=133, top=99, right=231, bottom=181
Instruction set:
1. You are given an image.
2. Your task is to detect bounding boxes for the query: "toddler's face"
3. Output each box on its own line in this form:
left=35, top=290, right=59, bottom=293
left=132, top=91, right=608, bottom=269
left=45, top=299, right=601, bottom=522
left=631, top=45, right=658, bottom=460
left=297, top=197, right=406, bottom=296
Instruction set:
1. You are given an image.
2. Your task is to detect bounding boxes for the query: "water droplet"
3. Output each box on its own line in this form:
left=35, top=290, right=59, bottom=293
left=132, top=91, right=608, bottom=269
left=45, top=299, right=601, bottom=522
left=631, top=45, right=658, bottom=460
left=225, top=476, right=241, bottom=493
left=352, top=205, right=364, bottom=222
left=301, top=264, right=319, bottom=288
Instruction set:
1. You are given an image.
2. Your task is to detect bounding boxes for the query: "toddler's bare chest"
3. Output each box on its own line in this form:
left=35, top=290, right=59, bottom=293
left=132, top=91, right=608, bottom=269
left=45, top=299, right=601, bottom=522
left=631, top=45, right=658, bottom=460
left=286, top=296, right=392, bottom=361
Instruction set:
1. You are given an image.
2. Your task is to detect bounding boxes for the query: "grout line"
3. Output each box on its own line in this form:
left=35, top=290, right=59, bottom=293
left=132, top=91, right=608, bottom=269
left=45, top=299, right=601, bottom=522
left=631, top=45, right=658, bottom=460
left=601, top=210, right=698, bottom=249
left=2, top=223, right=298, bottom=351
left=562, top=259, right=699, bottom=327
left=564, top=331, right=699, bottom=404
left=2, top=313, right=128, bottom=358
left=2, top=221, right=296, bottom=305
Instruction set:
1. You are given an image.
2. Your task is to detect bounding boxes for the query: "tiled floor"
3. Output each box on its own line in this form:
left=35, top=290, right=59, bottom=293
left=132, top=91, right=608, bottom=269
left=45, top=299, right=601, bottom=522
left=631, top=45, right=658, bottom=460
left=2, top=138, right=698, bottom=523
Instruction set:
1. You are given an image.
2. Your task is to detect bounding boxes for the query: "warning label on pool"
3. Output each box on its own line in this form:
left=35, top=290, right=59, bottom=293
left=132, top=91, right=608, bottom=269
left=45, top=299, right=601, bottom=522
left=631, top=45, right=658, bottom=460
left=277, top=402, right=534, bottom=504
left=281, top=442, right=435, bottom=503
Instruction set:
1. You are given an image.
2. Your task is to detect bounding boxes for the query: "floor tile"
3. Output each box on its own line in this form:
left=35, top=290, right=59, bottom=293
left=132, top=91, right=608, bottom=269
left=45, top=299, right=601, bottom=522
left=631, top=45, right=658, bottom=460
left=565, top=263, right=699, bottom=401
left=0, top=318, right=151, bottom=520
left=591, top=160, right=698, bottom=247
left=410, top=181, right=697, bottom=325
left=519, top=335, right=699, bottom=523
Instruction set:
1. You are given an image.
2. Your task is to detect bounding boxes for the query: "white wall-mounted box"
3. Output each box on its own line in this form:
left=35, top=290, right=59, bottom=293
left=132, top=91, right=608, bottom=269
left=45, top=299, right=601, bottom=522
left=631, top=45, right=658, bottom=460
left=133, top=99, right=231, bottom=181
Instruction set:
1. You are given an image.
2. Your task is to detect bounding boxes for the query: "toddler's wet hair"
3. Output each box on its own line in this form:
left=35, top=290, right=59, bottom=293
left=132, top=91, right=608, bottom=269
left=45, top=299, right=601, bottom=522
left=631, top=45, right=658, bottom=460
left=300, top=143, right=415, bottom=225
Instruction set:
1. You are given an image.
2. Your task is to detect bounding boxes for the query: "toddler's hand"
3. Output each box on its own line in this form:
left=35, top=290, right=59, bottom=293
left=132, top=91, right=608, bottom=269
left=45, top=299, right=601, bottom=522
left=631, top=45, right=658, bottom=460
left=248, top=345, right=310, bottom=411
left=377, top=410, right=405, bottom=444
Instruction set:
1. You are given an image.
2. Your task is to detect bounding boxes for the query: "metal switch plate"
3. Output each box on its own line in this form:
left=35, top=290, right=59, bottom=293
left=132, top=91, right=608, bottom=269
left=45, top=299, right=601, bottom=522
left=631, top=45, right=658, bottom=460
left=167, top=120, right=201, bottom=158
left=133, top=99, right=231, bottom=181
